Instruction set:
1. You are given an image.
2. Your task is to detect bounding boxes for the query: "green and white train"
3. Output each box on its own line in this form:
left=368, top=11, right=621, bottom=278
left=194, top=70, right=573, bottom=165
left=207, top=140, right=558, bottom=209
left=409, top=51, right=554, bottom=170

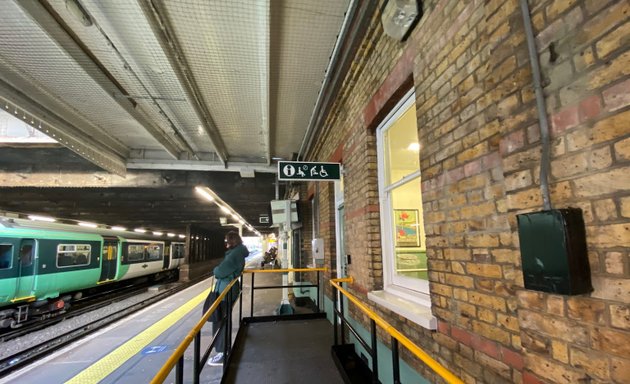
left=0, top=216, right=184, bottom=328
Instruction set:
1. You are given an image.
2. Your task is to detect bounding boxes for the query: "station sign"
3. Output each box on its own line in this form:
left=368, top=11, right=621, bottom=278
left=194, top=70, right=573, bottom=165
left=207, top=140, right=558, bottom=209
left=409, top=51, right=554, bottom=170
left=277, top=161, right=341, bottom=181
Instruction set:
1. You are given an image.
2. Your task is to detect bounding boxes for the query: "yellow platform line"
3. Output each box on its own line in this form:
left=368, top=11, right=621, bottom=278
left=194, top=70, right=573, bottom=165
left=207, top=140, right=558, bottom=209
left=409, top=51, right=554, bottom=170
left=65, top=287, right=211, bottom=384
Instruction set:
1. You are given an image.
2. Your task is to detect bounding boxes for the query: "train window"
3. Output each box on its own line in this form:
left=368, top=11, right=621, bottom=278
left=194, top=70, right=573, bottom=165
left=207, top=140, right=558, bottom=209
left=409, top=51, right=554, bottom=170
left=0, top=244, right=13, bottom=269
left=20, top=243, right=34, bottom=267
left=146, top=244, right=163, bottom=260
left=127, top=244, right=145, bottom=262
left=172, top=243, right=185, bottom=259
left=57, top=244, right=91, bottom=267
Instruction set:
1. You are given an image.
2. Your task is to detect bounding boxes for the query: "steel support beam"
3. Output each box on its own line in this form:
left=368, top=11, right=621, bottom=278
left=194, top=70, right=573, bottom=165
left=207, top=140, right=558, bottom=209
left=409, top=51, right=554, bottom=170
left=16, top=0, right=187, bottom=160
left=142, top=0, right=229, bottom=165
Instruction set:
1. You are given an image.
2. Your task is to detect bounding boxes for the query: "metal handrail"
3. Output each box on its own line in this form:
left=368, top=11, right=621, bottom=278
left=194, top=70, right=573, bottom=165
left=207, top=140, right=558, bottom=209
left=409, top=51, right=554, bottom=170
left=151, top=267, right=327, bottom=383
left=243, top=267, right=327, bottom=274
left=330, top=277, right=463, bottom=384
left=150, top=276, right=240, bottom=384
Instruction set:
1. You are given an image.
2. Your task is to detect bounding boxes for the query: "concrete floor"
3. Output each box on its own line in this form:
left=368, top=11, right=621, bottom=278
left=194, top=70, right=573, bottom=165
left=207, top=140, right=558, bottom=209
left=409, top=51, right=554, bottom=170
left=221, top=257, right=342, bottom=384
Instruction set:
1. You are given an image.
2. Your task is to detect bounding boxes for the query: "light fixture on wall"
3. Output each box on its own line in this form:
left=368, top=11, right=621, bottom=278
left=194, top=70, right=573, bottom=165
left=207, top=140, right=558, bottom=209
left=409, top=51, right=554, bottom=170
left=381, top=0, right=422, bottom=42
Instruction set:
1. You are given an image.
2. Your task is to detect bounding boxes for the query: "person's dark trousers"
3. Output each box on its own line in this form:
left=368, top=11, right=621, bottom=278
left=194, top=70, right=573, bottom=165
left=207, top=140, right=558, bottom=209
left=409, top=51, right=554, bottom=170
left=212, top=318, right=225, bottom=353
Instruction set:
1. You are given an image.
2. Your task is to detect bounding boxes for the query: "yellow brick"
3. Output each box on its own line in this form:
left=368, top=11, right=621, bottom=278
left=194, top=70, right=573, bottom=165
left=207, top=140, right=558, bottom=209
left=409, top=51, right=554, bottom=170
left=589, top=50, right=630, bottom=90
left=546, top=0, right=579, bottom=20
left=507, top=188, right=543, bottom=210
left=621, top=197, right=630, bottom=218
left=469, top=291, right=506, bottom=312
left=593, top=198, right=618, bottom=221
left=466, top=263, right=503, bottom=278
left=614, top=136, right=630, bottom=161
left=573, top=166, right=630, bottom=198
left=551, top=340, right=570, bottom=363
left=596, top=21, right=630, bottom=59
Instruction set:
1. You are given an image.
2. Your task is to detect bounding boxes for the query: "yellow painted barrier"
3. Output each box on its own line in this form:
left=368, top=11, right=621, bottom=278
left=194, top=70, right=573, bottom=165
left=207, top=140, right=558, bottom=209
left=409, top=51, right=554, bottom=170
left=330, top=277, right=464, bottom=384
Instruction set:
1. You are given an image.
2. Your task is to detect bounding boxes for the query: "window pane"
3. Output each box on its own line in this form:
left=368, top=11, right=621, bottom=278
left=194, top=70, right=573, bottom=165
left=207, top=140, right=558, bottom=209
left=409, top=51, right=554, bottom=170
left=390, top=177, right=427, bottom=281
left=0, top=244, right=13, bottom=269
left=384, top=105, right=419, bottom=185
left=57, top=244, right=91, bottom=267
left=147, top=244, right=163, bottom=260
left=20, top=244, right=33, bottom=266
left=128, top=244, right=145, bottom=261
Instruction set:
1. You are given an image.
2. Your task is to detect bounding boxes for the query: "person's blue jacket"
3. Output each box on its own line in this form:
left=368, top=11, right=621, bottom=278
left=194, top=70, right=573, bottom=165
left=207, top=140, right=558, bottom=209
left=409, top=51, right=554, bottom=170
left=213, top=243, right=249, bottom=300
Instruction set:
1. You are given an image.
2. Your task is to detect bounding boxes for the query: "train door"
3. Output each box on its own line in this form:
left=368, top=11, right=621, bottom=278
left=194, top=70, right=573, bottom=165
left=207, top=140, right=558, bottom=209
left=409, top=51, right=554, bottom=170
left=15, top=239, right=36, bottom=300
left=99, top=238, right=118, bottom=282
left=163, top=244, right=170, bottom=270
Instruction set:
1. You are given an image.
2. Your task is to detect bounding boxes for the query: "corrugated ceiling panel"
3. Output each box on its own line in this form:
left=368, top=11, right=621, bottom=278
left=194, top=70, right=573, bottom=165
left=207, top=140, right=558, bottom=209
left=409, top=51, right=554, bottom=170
left=162, top=0, right=270, bottom=161
left=0, top=1, right=164, bottom=151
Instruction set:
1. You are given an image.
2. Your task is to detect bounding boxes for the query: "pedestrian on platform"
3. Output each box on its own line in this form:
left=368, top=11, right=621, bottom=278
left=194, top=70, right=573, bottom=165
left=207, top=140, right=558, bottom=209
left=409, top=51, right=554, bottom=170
left=207, top=230, right=249, bottom=366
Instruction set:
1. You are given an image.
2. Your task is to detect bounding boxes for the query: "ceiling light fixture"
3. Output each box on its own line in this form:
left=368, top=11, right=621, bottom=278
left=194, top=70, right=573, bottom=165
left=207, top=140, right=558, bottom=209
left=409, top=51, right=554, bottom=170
left=134, top=228, right=146, bottom=233
left=111, top=226, right=126, bottom=231
left=153, top=231, right=163, bottom=236
left=167, top=233, right=175, bottom=237
left=78, top=222, right=98, bottom=228
left=178, top=234, right=185, bottom=239
left=195, top=186, right=215, bottom=202
left=28, top=215, right=56, bottom=222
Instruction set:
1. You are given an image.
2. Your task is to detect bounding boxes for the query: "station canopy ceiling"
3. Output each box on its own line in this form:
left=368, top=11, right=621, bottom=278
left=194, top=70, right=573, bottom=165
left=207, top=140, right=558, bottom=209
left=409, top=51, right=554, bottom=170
left=0, top=0, right=354, bottom=235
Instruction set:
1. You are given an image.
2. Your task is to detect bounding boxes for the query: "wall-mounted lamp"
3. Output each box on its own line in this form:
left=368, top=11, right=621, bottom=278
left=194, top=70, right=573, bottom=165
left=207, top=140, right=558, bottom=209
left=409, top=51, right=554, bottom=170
left=381, top=0, right=422, bottom=41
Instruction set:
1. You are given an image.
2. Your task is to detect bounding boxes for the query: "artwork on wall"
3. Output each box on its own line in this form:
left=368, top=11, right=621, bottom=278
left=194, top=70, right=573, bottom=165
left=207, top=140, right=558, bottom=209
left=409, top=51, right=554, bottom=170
left=394, top=209, right=420, bottom=247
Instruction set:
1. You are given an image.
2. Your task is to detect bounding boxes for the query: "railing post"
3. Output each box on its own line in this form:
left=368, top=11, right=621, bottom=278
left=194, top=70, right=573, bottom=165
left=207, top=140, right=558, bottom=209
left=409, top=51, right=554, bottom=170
left=250, top=272, right=255, bottom=317
left=370, top=319, right=378, bottom=383
left=339, top=284, right=345, bottom=345
left=391, top=337, right=400, bottom=384
left=224, top=289, right=232, bottom=374
left=239, top=275, right=243, bottom=325
left=316, top=270, right=320, bottom=312
left=193, top=333, right=201, bottom=384
left=332, top=282, right=338, bottom=346
left=176, top=356, right=184, bottom=384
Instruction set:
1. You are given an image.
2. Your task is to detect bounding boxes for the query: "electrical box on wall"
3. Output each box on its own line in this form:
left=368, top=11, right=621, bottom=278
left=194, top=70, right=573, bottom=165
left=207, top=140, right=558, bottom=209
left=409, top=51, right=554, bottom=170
left=516, top=208, right=592, bottom=295
left=312, top=238, right=324, bottom=265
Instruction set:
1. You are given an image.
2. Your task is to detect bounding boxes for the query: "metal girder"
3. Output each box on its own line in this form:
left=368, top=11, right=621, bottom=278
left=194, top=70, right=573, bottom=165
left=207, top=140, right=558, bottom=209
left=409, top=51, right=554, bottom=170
left=0, top=80, right=127, bottom=176
left=126, top=159, right=276, bottom=174
left=16, top=0, right=186, bottom=160
left=141, top=0, right=229, bottom=165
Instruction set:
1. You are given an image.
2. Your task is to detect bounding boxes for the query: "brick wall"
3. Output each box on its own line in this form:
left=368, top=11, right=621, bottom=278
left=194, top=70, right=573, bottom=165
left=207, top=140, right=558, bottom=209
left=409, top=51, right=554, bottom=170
left=306, top=0, right=629, bottom=383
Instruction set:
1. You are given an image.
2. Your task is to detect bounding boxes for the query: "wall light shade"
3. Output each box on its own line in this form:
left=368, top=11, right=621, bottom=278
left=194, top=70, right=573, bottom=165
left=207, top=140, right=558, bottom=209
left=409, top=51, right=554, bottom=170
left=381, top=0, right=422, bottom=41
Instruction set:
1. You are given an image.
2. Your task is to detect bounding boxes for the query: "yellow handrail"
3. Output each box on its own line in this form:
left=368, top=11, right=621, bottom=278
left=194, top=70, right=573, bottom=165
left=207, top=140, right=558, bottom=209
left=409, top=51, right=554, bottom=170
left=243, top=267, right=327, bottom=274
left=330, top=277, right=463, bottom=384
left=150, top=276, right=239, bottom=384
left=151, top=267, right=327, bottom=383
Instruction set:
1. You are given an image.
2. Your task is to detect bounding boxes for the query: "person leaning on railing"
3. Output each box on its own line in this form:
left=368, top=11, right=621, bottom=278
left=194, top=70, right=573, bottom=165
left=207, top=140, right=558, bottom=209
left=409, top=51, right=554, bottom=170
left=207, top=231, right=249, bottom=366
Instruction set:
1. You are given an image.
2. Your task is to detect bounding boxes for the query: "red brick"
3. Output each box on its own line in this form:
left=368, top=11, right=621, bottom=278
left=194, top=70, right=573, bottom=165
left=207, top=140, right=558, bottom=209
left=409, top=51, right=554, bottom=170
left=438, top=319, right=451, bottom=335
left=603, top=78, right=630, bottom=112
left=452, top=326, right=473, bottom=346
left=501, top=346, right=525, bottom=370
left=522, top=371, right=544, bottom=384
left=578, top=94, right=602, bottom=122
left=551, top=105, right=579, bottom=134
left=471, top=334, right=501, bottom=359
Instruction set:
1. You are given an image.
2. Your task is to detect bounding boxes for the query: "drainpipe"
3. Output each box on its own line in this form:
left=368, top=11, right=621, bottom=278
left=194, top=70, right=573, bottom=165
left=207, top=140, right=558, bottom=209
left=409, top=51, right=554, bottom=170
left=519, top=0, right=552, bottom=210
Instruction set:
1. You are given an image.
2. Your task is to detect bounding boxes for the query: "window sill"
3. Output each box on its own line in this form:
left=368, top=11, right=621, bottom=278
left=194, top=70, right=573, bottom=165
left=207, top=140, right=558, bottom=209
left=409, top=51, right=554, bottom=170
left=367, top=288, right=437, bottom=330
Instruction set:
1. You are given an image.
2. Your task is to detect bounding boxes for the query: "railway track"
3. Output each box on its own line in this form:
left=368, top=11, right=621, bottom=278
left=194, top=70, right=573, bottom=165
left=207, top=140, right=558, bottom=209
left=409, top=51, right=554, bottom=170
left=0, top=275, right=210, bottom=377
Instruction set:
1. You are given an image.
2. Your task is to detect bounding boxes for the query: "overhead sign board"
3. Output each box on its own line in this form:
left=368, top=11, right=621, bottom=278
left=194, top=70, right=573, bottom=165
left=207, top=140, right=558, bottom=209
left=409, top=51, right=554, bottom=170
left=277, top=161, right=341, bottom=181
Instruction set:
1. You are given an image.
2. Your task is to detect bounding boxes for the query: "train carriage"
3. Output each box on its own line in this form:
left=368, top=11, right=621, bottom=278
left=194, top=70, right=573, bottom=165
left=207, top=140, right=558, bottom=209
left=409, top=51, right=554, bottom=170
left=0, top=216, right=182, bottom=328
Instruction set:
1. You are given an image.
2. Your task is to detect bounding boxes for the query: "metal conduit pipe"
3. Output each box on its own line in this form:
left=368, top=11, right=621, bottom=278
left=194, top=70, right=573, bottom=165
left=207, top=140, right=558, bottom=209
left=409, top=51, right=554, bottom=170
left=519, top=0, right=553, bottom=210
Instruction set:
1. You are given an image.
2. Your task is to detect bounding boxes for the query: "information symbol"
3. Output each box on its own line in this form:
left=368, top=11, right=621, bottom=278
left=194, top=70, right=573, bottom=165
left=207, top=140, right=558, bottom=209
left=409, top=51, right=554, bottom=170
left=283, top=165, right=295, bottom=177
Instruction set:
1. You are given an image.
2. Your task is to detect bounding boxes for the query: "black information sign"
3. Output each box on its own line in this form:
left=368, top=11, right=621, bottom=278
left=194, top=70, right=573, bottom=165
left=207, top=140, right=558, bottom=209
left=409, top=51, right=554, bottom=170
left=277, top=161, right=341, bottom=181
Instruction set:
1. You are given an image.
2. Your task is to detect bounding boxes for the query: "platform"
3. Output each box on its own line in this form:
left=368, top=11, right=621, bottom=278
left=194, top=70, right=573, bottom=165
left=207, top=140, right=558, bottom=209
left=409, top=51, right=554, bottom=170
left=0, top=254, right=339, bottom=384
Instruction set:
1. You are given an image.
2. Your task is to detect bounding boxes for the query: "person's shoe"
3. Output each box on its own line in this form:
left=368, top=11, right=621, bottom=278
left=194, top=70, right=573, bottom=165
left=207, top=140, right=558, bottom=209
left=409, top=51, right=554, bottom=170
left=207, top=352, right=224, bottom=366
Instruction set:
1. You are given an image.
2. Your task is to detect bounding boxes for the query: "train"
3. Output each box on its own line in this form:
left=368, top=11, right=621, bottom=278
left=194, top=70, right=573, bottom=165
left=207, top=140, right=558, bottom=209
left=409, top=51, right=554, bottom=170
left=0, top=216, right=185, bottom=329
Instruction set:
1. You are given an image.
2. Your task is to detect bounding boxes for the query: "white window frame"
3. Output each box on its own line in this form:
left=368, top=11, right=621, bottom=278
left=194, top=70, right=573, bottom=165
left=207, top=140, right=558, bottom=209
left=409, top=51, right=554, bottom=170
left=369, top=90, right=436, bottom=329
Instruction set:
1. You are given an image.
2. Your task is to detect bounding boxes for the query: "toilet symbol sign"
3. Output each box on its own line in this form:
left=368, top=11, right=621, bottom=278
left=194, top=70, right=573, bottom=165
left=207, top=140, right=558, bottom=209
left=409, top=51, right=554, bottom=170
left=278, top=161, right=341, bottom=181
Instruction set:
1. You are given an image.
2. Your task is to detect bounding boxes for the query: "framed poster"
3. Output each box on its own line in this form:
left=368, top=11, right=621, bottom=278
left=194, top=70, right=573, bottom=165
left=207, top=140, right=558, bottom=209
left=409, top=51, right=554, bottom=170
left=394, top=209, right=420, bottom=247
